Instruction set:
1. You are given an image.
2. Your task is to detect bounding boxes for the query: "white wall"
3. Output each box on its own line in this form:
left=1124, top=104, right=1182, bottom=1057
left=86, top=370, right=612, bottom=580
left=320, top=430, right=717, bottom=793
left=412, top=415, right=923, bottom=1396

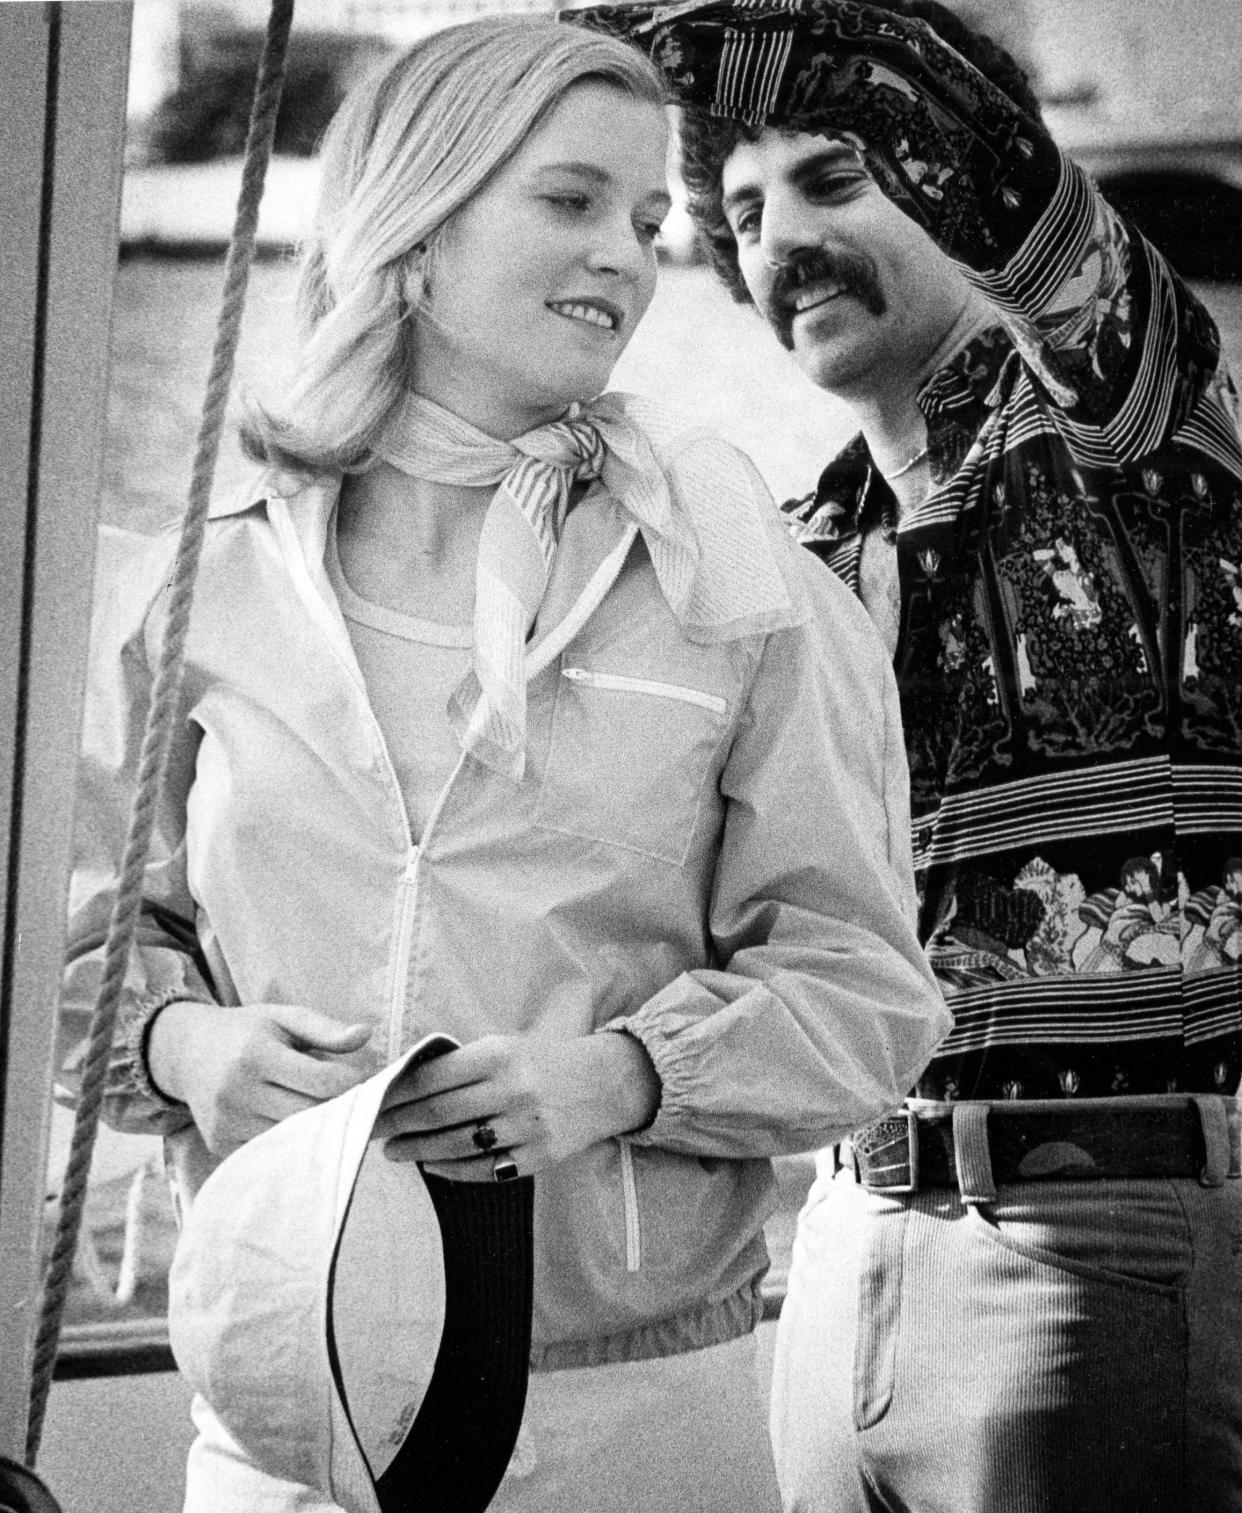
left=1026, top=0, right=1242, bottom=145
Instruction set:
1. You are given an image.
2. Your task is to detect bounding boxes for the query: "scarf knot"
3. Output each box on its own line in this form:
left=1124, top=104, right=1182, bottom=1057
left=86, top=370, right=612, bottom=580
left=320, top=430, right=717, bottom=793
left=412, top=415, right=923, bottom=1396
left=375, top=392, right=692, bottom=782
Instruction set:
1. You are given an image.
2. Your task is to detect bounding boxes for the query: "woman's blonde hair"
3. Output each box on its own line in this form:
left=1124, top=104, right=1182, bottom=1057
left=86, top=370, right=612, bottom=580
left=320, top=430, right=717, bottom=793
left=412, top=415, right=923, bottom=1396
left=243, top=15, right=666, bottom=472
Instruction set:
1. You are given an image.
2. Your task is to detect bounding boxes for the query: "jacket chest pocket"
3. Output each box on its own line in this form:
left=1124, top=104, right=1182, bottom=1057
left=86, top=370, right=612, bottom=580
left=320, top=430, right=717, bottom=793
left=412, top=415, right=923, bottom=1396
left=533, top=665, right=730, bottom=866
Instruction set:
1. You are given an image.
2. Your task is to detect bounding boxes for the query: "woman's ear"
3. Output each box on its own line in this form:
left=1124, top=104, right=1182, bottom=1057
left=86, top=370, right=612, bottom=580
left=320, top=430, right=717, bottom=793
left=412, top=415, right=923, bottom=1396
left=400, top=244, right=431, bottom=320
left=401, top=230, right=447, bottom=328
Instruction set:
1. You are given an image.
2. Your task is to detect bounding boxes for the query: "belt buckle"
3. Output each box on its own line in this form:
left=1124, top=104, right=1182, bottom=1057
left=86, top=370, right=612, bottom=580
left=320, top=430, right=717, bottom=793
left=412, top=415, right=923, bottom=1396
left=856, top=1108, right=920, bottom=1194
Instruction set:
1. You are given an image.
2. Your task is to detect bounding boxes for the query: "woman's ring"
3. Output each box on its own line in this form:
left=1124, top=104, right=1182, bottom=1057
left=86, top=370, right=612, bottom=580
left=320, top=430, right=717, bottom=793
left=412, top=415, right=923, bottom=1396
left=492, top=1154, right=519, bottom=1183
left=471, top=1121, right=499, bottom=1153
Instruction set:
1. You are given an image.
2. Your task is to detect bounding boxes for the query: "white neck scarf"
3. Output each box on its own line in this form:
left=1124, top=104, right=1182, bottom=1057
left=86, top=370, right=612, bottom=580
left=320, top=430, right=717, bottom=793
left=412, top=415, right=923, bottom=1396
left=375, top=391, right=699, bottom=781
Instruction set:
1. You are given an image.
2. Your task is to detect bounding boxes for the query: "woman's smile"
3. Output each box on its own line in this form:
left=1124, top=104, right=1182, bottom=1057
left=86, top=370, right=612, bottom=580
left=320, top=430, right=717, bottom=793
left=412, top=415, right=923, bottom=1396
left=547, top=297, right=623, bottom=335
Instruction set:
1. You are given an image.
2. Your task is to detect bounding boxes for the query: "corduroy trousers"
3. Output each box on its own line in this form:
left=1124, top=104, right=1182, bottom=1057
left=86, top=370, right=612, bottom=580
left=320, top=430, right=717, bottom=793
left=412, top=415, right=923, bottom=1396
left=772, top=1110, right=1242, bottom=1513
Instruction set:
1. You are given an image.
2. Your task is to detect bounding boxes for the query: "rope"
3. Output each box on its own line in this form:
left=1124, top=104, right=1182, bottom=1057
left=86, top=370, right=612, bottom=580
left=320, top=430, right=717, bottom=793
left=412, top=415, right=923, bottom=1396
left=25, top=0, right=296, bottom=1462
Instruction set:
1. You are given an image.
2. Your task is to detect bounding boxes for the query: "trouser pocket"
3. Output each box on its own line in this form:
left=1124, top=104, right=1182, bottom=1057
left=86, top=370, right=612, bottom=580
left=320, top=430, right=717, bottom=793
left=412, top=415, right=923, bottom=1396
left=965, top=1177, right=1192, bottom=1293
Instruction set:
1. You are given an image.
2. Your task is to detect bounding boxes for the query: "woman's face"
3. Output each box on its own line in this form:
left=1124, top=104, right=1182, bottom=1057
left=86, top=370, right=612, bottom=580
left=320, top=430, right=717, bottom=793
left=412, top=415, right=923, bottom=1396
left=409, top=80, right=671, bottom=437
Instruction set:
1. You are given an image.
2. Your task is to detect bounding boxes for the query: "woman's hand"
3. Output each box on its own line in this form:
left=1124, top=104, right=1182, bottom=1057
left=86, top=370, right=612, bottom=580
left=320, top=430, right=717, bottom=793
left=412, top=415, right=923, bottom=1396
left=375, top=1031, right=660, bottom=1181
left=146, top=1000, right=372, bottom=1157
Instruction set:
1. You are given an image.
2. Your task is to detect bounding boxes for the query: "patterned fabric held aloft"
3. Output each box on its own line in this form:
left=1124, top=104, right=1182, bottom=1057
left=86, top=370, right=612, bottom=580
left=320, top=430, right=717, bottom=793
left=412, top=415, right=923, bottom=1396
left=773, top=10, right=1242, bottom=1102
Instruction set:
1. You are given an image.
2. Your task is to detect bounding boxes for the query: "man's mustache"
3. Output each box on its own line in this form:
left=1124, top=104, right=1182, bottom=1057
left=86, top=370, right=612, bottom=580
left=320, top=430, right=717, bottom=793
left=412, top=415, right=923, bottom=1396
left=762, top=249, right=886, bottom=349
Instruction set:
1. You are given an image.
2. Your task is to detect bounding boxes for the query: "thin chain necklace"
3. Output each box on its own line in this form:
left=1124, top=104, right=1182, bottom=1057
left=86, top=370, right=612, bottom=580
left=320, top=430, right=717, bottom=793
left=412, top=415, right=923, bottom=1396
left=879, top=444, right=930, bottom=482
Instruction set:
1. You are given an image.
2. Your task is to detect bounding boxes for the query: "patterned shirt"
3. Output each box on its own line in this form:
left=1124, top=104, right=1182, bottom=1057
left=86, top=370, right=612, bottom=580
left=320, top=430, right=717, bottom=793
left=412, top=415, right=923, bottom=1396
left=578, top=0, right=1242, bottom=1101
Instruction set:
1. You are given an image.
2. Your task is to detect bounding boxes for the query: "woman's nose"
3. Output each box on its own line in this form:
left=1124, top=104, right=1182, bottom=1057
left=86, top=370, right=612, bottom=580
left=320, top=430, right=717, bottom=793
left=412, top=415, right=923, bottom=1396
left=587, top=217, right=652, bottom=279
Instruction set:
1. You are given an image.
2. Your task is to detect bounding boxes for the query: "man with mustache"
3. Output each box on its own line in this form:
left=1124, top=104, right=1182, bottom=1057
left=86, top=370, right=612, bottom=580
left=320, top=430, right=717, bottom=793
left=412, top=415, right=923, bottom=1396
left=572, top=1, right=1242, bottom=1509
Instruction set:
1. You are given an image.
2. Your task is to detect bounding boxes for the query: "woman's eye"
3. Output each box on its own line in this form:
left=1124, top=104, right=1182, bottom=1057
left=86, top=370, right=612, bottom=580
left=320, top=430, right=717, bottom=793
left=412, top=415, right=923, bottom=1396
left=545, top=193, right=591, bottom=214
left=636, top=218, right=665, bottom=244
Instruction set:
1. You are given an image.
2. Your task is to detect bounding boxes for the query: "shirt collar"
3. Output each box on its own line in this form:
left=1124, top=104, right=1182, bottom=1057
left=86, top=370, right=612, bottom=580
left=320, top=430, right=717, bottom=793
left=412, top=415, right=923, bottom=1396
left=790, top=323, right=1015, bottom=549
left=917, top=323, right=1015, bottom=478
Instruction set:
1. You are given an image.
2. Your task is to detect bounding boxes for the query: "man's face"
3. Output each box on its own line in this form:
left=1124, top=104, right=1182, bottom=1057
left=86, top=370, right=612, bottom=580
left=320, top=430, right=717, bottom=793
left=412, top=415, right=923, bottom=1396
left=719, top=128, right=975, bottom=396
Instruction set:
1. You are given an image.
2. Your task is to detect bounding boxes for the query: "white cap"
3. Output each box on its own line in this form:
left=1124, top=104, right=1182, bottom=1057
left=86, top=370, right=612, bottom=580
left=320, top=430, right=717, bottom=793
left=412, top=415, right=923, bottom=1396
left=169, top=1034, right=460, bottom=1513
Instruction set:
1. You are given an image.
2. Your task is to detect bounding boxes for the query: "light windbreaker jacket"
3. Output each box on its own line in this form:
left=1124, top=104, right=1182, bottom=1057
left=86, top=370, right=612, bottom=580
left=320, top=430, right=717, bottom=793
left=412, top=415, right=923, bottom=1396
left=62, top=397, right=950, bottom=1369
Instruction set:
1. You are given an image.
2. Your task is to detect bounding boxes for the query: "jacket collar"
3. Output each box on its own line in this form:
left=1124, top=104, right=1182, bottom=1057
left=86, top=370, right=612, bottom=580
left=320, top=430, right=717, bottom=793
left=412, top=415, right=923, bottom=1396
left=210, top=447, right=796, bottom=653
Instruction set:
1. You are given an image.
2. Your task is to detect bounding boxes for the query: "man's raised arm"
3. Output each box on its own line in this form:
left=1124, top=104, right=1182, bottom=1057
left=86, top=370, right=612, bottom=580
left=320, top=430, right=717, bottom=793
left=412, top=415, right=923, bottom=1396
left=572, top=0, right=1224, bottom=459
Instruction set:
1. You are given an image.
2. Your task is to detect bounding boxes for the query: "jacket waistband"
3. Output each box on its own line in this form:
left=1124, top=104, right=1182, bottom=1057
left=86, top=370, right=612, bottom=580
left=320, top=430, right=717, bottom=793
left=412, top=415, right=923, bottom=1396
left=529, top=1280, right=765, bottom=1372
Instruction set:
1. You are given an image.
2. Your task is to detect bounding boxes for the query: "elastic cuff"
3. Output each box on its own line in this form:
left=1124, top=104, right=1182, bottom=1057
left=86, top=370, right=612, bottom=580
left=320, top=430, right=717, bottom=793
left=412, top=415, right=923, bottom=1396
left=594, top=1021, right=665, bottom=1134
left=597, top=1016, right=691, bottom=1144
left=120, top=989, right=197, bottom=1113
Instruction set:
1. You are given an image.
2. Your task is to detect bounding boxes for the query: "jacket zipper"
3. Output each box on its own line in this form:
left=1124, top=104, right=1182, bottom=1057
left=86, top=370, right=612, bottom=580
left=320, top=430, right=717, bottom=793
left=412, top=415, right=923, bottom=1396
left=619, top=1141, right=641, bottom=1273
left=561, top=666, right=727, bottom=715
left=271, top=499, right=423, bottom=1060
left=384, top=752, right=468, bottom=1059
left=387, top=849, right=421, bottom=1063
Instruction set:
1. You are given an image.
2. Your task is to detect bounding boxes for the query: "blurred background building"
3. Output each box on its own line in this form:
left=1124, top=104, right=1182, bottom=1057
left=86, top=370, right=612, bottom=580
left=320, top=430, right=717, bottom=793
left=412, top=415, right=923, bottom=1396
left=122, top=0, right=1242, bottom=275
left=127, top=0, right=554, bottom=163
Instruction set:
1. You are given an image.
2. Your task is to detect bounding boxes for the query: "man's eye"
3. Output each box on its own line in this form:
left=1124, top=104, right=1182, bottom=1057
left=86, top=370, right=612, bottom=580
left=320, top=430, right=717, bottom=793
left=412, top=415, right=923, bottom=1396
left=807, top=173, right=865, bottom=201
left=731, top=207, right=761, bottom=239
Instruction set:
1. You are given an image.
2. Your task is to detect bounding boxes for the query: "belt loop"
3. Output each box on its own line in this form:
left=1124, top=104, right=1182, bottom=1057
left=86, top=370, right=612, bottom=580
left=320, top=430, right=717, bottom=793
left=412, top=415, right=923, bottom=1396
left=952, top=1103, right=996, bottom=1205
left=1193, top=1095, right=1233, bottom=1187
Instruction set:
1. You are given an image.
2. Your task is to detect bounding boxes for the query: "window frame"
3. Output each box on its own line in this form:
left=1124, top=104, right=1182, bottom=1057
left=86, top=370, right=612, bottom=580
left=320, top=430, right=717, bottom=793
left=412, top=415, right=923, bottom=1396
left=0, top=0, right=133, bottom=1455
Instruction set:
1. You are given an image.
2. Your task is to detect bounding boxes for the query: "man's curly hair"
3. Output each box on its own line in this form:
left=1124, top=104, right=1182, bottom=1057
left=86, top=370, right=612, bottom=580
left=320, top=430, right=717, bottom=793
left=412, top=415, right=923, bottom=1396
left=679, top=0, right=1044, bottom=304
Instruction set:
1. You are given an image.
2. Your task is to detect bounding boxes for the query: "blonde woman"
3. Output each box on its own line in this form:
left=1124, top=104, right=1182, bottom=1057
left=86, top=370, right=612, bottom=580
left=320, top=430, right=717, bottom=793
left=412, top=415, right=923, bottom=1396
left=63, top=15, right=949, bottom=1512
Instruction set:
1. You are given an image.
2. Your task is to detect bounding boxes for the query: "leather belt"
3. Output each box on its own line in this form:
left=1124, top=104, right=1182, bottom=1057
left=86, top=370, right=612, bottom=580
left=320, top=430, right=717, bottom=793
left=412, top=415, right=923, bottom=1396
left=840, top=1100, right=1242, bottom=1194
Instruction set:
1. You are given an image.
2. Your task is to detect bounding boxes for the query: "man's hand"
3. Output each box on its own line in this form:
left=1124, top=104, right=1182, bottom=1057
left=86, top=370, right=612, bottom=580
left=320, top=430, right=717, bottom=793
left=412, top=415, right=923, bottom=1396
left=375, top=1032, right=661, bottom=1181
left=147, top=1000, right=372, bottom=1157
